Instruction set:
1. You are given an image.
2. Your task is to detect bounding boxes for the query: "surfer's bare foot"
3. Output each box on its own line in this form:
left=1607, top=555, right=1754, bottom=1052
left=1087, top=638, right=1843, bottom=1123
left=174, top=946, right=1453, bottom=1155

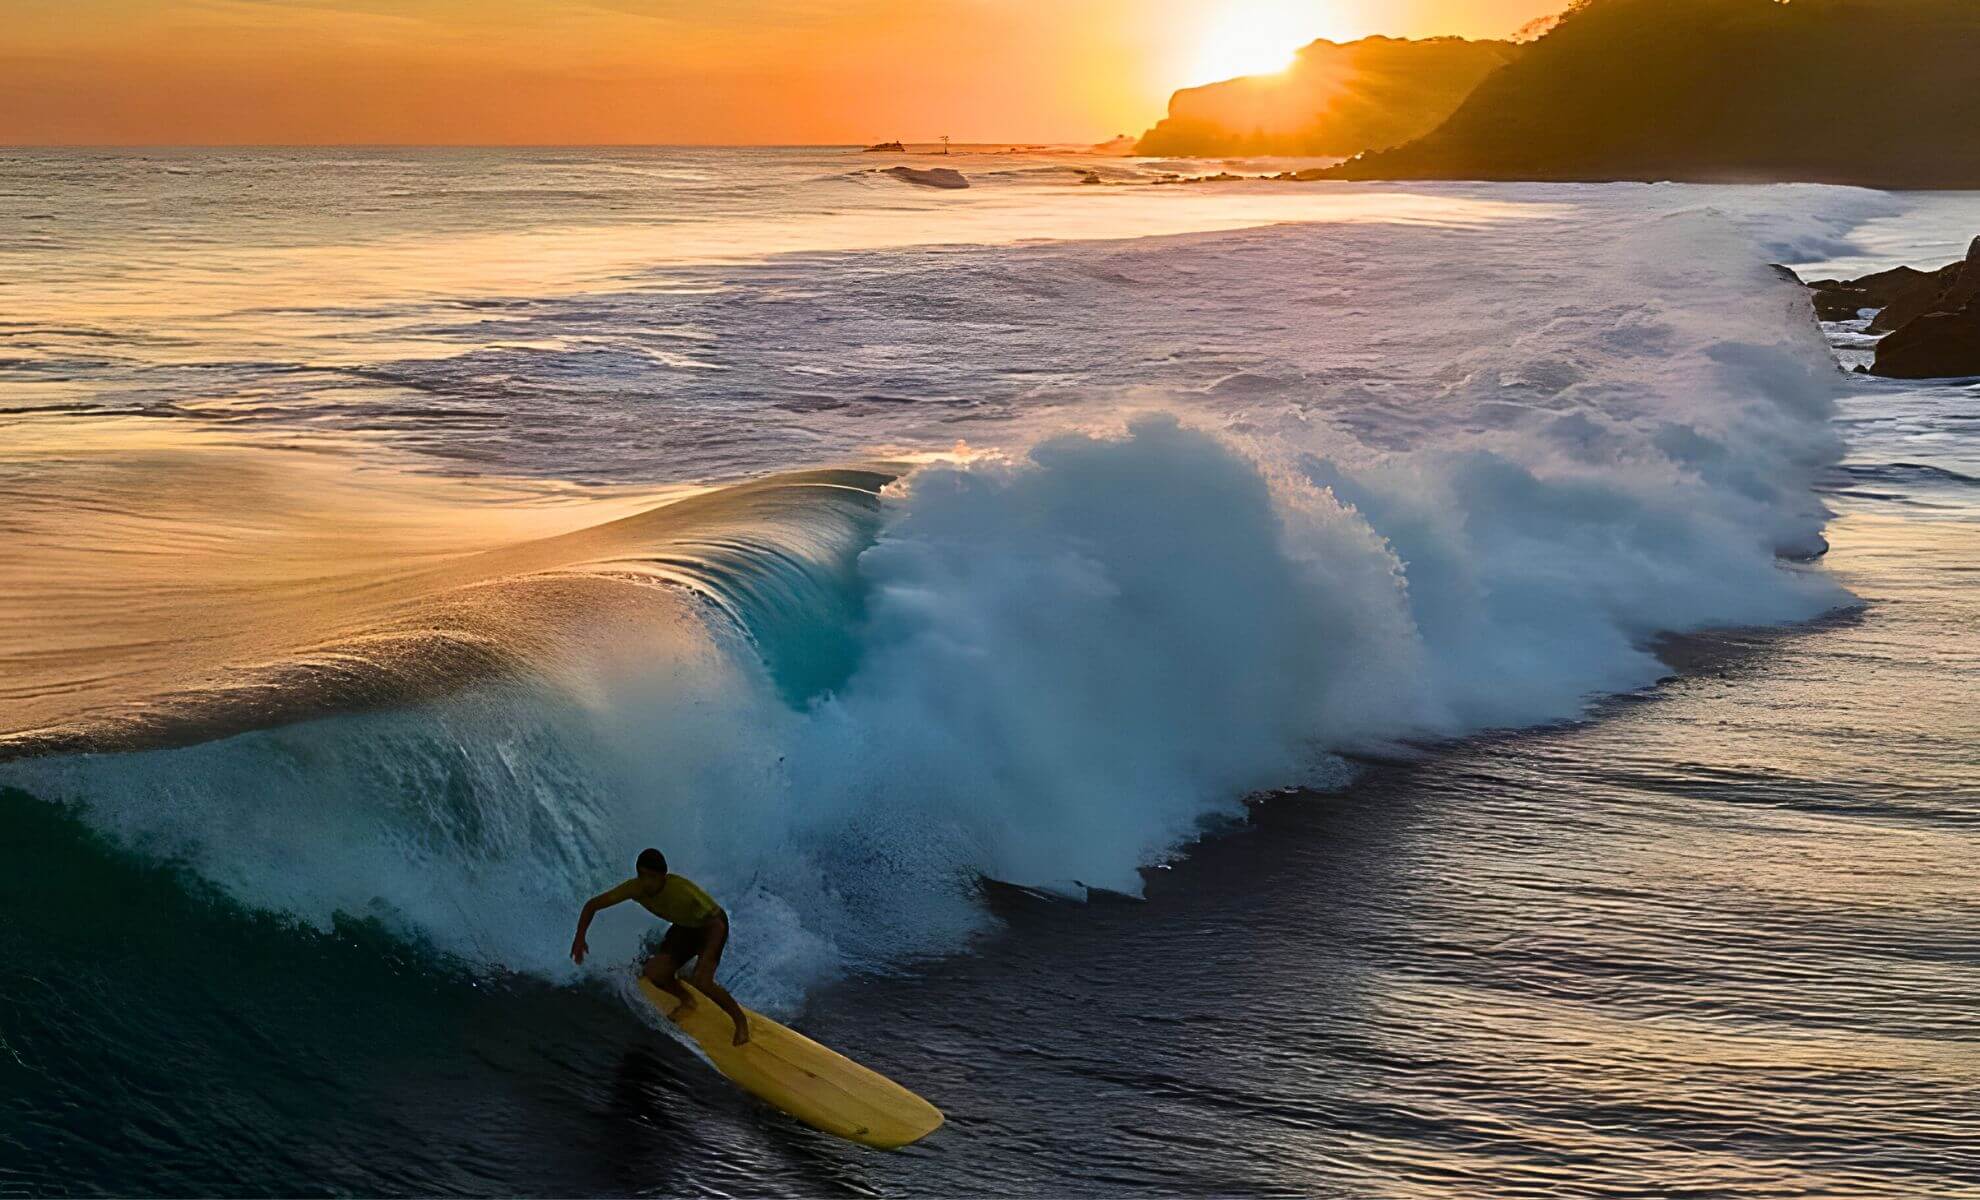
left=669, top=998, right=697, bottom=1023
left=732, top=1020, right=751, bottom=1047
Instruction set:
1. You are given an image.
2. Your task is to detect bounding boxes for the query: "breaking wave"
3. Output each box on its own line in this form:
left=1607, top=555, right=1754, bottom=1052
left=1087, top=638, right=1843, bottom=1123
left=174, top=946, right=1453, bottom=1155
left=0, top=206, right=1855, bottom=1013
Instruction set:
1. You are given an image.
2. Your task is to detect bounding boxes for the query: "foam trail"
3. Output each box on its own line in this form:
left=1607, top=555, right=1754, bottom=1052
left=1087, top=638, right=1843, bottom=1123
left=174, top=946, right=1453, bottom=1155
left=0, top=200, right=1855, bottom=1011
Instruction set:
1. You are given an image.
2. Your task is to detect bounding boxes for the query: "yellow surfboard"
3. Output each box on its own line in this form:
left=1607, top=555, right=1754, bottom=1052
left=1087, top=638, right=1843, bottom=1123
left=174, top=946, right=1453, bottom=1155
left=637, top=979, right=944, bottom=1150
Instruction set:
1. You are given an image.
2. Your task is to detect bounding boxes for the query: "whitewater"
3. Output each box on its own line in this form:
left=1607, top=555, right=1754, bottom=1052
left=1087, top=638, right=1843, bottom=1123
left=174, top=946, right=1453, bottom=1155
left=0, top=152, right=1896, bottom=997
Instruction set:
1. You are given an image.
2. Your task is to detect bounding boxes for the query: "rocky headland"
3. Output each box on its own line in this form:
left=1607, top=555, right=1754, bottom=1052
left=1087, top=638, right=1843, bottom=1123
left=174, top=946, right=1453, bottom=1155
left=1134, top=36, right=1522, bottom=159
left=1320, top=0, right=1980, bottom=188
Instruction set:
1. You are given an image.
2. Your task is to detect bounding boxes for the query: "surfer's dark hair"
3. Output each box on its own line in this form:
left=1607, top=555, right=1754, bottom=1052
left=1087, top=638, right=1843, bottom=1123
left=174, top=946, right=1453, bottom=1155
left=636, top=848, right=668, bottom=875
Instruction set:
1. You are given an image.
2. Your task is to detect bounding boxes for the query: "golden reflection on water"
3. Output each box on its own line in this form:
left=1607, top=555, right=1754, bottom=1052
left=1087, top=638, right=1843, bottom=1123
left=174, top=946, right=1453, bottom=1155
left=1230, top=510, right=1980, bottom=1198
left=11, top=185, right=1558, bottom=364
left=0, top=430, right=674, bottom=741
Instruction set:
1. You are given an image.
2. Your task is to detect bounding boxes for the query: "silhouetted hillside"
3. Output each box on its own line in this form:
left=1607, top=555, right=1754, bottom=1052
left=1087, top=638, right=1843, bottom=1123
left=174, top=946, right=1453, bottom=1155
left=1136, top=37, right=1522, bottom=158
left=1324, top=0, right=1980, bottom=187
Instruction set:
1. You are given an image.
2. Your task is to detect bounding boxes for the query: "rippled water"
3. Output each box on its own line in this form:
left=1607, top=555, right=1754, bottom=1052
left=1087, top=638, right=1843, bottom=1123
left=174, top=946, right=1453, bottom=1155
left=2, top=151, right=1976, bottom=1196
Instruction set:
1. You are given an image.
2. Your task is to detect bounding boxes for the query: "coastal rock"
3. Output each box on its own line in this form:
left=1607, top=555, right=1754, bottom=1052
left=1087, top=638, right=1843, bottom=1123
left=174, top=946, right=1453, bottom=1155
left=1866, top=236, right=1980, bottom=376
left=1805, top=235, right=1980, bottom=376
left=883, top=166, right=968, bottom=190
left=1849, top=264, right=1940, bottom=307
left=1810, top=285, right=1872, bottom=321
left=1937, top=236, right=1980, bottom=311
left=1870, top=302, right=1980, bottom=378
left=1805, top=263, right=1934, bottom=321
left=1869, top=262, right=1963, bottom=332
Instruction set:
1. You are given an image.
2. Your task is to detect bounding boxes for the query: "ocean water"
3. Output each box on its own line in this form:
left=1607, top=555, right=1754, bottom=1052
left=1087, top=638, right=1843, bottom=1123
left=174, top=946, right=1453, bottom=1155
left=1, top=149, right=1975, bottom=1197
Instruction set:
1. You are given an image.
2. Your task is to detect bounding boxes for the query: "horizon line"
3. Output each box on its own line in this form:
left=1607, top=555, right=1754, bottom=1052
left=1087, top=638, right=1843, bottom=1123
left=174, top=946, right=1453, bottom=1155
left=0, top=141, right=1124, bottom=151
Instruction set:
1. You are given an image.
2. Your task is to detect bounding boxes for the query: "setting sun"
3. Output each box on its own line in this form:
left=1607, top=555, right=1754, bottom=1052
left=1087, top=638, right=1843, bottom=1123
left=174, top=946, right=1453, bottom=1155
left=0, top=0, right=1580, bottom=144
left=1188, top=1, right=1337, bottom=85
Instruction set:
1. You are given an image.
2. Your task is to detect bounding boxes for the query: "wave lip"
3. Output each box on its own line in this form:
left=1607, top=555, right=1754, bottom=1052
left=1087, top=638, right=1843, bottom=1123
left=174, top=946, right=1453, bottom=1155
left=0, top=467, right=891, bottom=761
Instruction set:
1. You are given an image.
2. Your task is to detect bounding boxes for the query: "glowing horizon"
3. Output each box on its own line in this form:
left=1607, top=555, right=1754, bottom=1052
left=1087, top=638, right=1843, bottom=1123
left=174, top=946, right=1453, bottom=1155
left=0, top=1, right=1563, bottom=146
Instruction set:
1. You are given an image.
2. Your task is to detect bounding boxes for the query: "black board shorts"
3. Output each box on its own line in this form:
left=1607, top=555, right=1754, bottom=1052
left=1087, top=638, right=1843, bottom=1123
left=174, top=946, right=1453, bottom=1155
left=648, top=921, right=711, bottom=965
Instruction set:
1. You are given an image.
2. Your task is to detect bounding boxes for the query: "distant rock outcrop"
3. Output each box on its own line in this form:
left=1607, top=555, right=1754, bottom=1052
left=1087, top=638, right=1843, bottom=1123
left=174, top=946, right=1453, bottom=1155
left=883, top=166, right=968, bottom=190
left=1322, top=0, right=1980, bottom=188
left=1869, top=238, right=1980, bottom=379
left=1134, top=36, right=1522, bottom=158
left=1808, top=237, right=1980, bottom=378
left=1869, top=263, right=1966, bottom=333
left=1804, top=266, right=1939, bottom=323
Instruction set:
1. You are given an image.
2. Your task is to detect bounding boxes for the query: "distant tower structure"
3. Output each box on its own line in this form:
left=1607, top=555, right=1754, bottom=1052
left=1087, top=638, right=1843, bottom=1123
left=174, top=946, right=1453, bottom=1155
left=940, top=135, right=951, bottom=156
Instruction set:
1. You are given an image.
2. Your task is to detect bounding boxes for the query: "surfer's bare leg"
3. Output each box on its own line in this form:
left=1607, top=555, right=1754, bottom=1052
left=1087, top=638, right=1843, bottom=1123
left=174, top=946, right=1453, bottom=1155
left=642, top=951, right=696, bottom=1018
left=694, top=976, right=750, bottom=1046
left=692, top=917, right=751, bottom=1046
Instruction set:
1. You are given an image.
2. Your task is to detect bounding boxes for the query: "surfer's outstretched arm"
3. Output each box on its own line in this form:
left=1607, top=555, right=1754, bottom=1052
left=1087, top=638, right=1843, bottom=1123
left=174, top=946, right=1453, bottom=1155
left=570, top=887, right=629, bottom=965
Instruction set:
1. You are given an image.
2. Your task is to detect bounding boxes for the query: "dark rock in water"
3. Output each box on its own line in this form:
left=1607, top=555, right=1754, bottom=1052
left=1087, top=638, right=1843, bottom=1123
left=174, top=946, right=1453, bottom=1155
left=1865, top=240, right=1980, bottom=332
left=1810, top=285, right=1872, bottom=321
left=864, top=141, right=906, bottom=153
left=1938, top=235, right=1980, bottom=311
left=1832, top=264, right=1935, bottom=307
left=1868, top=238, right=1980, bottom=376
left=1798, top=263, right=1924, bottom=321
left=1804, top=234, right=1980, bottom=376
left=883, top=166, right=968, bottom=190
left=1870, top=261, right=1964, bottom=332
left=1805, top=263, right=1939, bottom=321
left=1870, top=302, right=1980, bottom=378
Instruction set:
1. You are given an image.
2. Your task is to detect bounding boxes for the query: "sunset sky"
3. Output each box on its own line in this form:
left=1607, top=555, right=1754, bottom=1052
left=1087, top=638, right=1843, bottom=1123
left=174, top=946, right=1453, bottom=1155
left=2, top=0, right=1561, bottom=145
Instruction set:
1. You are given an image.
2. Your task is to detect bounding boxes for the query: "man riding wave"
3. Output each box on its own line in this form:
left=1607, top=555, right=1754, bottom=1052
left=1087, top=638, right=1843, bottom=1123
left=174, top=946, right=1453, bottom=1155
left=571, top=848, right=751, bottom=1046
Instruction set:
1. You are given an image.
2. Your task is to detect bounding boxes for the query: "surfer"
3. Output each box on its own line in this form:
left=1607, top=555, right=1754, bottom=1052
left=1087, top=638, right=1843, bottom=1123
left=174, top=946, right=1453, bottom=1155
left=571, top=849, right=752, bottom=1045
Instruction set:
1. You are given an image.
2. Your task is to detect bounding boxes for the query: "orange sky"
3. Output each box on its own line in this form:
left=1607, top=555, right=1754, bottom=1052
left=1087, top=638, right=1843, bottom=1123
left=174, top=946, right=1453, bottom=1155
left=0, top=1, right=1562, bottom=145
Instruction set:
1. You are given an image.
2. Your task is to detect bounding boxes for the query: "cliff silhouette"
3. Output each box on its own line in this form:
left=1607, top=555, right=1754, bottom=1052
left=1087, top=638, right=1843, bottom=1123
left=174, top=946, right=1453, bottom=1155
left=1323, top=0, right=1980, bottom=187
left=1135, top=37, right=1523, bottom=158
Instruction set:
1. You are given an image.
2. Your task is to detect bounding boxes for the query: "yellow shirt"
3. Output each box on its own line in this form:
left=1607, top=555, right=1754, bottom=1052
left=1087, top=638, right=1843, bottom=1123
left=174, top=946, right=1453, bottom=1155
left=605, top=874, right=720, bottom=927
